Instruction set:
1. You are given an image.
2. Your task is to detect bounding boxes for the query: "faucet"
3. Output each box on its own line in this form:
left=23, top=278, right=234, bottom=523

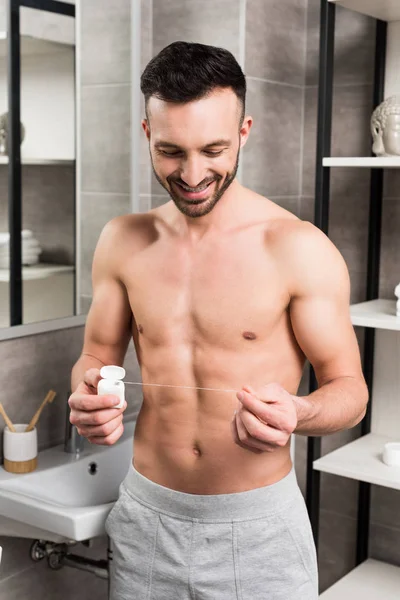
left=64, top=395, right=85, bottom=455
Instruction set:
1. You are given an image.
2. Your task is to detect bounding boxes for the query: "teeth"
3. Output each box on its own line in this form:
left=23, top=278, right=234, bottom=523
left=179, top=183, right=210, bottom=193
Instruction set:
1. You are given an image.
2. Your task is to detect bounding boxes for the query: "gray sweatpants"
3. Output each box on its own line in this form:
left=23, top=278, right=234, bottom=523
left=105, top=464, right=318, bottom=599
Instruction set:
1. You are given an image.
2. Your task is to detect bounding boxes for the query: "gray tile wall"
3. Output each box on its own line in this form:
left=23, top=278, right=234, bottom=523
left=79, top=0, right=132, bottom=308
left=298, top=0, right=400, bottom=594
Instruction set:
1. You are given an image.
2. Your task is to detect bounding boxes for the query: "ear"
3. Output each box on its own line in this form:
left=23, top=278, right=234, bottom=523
left=142, top=119, right=151, bottom=140
left=239, top=115, right=253, bottom=150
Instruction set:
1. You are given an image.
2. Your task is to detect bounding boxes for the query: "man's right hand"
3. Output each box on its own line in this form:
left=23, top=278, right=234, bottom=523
left=68, top=368, right=127, bottom=445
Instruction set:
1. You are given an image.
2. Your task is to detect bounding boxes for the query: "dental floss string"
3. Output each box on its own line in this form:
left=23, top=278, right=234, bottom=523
left=124, top=381, right=237, bottom=393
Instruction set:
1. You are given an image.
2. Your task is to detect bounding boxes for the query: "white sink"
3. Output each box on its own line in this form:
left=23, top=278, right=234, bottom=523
left=0, top=420, right=135, bottom=543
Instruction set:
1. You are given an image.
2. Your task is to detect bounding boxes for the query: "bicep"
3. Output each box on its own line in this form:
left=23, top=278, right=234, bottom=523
left=82, top=221, right=132, bottom=366
left=288, top=227, right=363, bottom=386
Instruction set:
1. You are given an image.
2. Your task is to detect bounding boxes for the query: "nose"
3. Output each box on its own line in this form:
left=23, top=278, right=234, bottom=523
left=180, top=156, right=208, bottom=188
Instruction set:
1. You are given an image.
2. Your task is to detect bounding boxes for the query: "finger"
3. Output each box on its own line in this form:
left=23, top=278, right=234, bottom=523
left=231, top=412, right=263, bottom=454
left=70, top=402, right=127, bottom=427
left=237, top=391, right=275, bottom=424
left=242, top=384, right=256, bottom=395
left=87, top=422, right=124, bottom=446
left=83, top=368, right=102, bottom=389
left=69, top=393, right=124, bottom=412
left=235, top=410, right=277, bottom=452
left=239, top=408, right=289, bottom=448
left=77, top=413, right=124, bottom=439
left=239, top=397, right=288, bottom=431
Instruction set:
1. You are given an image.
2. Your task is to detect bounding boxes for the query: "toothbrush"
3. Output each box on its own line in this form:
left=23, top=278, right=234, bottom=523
left=25, top=390, right=56, bottom=432
left=0, top=403, right=16, bottom=432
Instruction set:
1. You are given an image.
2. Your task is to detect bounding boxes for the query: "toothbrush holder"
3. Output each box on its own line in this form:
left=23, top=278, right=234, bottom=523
left=3, top=424, right=38, bottom=473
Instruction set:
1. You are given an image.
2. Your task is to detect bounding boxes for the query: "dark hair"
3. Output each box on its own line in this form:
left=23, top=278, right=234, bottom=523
left=140, top=41, right=246, bottom=124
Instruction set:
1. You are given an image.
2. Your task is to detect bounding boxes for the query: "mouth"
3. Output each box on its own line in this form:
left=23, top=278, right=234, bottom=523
left=173, top=180, right=215, bottom=202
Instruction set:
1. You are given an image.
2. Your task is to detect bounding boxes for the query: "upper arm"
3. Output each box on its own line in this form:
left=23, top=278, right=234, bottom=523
left=284, top=222, right=364, bottom=387
left=82, top=218, right=132, bottom=366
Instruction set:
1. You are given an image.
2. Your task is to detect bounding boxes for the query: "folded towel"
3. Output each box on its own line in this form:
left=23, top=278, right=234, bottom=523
left=0, top=248, right=41, bottom=259
left=0, top=240, right=41, bottom=255
left=0, top=242, right=41, bottom=256
left=0, top=230, right=34, bottom=246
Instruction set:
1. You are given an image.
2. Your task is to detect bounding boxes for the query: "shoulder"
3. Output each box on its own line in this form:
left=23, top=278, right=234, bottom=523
left=96, top=208, right=166, bottom=255
left=267, top=219, right=350, bottom=299
left=92, top=209, right=166, bottom=281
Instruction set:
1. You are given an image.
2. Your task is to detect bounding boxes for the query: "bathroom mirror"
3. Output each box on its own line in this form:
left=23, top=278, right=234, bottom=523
left=0, top=0, right=137, bottom=339
left=0, top=0, right=76, bottom=330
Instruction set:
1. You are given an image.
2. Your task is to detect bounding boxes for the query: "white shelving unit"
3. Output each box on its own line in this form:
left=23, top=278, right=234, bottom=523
left=0, top=29, right=75, bottom=162
left=0, top=156, right=74, bottom=166
left=0, top=264, right=75, bottom=327
left=320, top=559, right=400, bottom=599
left=316, top=2, right=400, bottom=598
left=0, top=264, right=74, bottom=283
left=350, top=299, right=400, bottom=330
left=323, top=157, right=400, bottom=168
left=314, top=432, right=400, bottom=490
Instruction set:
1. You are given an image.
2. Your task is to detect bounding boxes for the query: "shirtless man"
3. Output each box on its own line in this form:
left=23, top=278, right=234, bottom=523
left=68, top=41, right=368, bottom=599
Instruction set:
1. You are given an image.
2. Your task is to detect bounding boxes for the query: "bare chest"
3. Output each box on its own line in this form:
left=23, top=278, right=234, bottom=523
left=123, top=233, right=290, bottom=347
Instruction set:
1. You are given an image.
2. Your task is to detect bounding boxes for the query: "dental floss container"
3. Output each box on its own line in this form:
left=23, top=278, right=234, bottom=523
left=98, top=365, right=126, bottom=409
left=382, top=442, right=400, bottom=467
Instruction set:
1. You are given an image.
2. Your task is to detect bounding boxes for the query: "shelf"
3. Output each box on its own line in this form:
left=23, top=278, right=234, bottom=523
left=313, top=432, right=400, bottom=490
left=323, top=157, right=400, bottom=168
left=0, top=157, right=75, bottom=166
left=328, top=0, right=400, bottom=22
left=0, top=32, right=73, bottom=58
left=0, top=264, right=74, bottom=282
left=320, top=559, right=400, bottom=599
left=350, top=299, right=400, bottom=330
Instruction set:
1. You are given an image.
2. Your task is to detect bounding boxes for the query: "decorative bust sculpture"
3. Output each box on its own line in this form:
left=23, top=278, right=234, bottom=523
left=371, top=96, right=400, bottom=157
left=395, top=283, right=400, bottom=317
left=0, top=112, right=25, bottom=156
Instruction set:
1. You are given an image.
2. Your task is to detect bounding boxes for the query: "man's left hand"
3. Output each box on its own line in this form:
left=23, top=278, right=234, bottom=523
left=231, top=382, right=298, bottom=454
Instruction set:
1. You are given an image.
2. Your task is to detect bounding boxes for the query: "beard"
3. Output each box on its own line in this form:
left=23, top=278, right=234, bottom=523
left=151, top=150, right=240, bottom=218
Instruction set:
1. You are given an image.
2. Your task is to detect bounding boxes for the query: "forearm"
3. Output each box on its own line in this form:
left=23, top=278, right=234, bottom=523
left=294, top=376, right=369, bottom=436
left=70, top=353, right=105, bottom=392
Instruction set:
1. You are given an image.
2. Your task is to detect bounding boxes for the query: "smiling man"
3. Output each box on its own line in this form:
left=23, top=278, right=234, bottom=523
left=68, top=41, right=368, bottom=599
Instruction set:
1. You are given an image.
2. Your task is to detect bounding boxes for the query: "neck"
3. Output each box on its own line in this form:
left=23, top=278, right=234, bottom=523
left=174, top=179, right=247, bottom=241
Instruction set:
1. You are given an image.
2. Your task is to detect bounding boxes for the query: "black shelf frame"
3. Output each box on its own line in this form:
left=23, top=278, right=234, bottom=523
left=7, top=0, right=75, bottom=326
left=305, top=0, right=387, bottom=567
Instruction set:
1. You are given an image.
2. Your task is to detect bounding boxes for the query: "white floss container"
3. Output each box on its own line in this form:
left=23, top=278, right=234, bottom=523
left=382, top=442, right=400, bottom=467
left=98, top=365, right=126, bottom=409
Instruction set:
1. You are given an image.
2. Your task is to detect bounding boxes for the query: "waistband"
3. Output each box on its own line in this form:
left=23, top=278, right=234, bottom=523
left=121, top=463, right=301, bottom=521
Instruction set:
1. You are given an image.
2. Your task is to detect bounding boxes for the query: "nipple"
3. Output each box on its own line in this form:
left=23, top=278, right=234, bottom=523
left=243, top=331, right=257, bottom=340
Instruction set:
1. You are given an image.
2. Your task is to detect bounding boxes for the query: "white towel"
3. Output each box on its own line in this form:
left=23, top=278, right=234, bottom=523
left=0, top=243, right=41, bottom=256
left=0, top=230, right=34, bottom=246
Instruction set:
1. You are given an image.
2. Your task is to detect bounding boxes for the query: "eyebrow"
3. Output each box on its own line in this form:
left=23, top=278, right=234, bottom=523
left=154, top=139, right=231, bottom=150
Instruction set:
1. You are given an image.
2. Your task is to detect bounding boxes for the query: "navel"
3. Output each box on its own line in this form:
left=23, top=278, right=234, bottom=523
left=243, top=331, right=257, bottom=340
left=193, top=444, right=202, bottom=457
